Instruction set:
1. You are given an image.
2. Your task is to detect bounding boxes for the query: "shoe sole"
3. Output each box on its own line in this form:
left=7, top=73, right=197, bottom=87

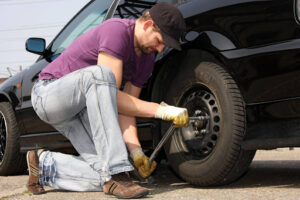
left=114, top=189, right=149, bottom=199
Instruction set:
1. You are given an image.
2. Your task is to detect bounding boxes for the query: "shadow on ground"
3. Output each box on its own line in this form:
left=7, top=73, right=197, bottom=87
left=224, top=160, right=300, bottom=189
left=43, top=160, right=300, bottom=196
left=144, top=160, right=300, bottom=195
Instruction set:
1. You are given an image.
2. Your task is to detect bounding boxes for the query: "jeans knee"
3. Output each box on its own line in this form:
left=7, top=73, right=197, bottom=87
left=83, top=65, right=116, bottom=84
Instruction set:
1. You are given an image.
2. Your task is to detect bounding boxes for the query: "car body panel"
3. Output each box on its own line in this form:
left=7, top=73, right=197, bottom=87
left=183, top=0, right=300, bottom=103
left=0, top=0, right=300, bottom=152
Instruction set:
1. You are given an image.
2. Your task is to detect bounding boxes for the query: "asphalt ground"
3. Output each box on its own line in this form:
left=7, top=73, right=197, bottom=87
left=1, top=148, right=300, bottom=200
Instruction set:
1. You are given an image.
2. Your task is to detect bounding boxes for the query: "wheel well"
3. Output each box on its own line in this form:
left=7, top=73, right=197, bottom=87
left=151, top=49, right=221, bottom=102
left=149, top=48, right=243, bottom=146
left=0, top=94, right=10, bottom=103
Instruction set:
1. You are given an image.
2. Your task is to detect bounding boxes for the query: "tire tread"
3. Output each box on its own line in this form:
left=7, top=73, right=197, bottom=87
left=162, top=58, right=255, bottom=186
left=0, top=102, right=26, bottom=175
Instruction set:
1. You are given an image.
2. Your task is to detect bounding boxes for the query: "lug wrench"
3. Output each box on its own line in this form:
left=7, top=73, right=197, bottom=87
left=136, top=116, right=209, bottom=184
left=149, top=116, right=209, bottom=165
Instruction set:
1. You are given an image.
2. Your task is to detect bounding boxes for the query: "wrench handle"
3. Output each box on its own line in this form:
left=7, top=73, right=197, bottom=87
left=149, top=124, right=176, bottom=165
left=148, top=116, right=209, bottom=165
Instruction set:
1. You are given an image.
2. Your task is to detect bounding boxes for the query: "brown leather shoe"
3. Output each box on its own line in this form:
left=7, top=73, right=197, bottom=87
left=26, top=150, right=45, bottom=195
left=103, top=173, right=149, bottom=199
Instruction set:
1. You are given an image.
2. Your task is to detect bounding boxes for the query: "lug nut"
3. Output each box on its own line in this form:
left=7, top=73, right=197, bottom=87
left=194, top=130, right=200, bottom=136
left=194, top=120, right=204, bottom=128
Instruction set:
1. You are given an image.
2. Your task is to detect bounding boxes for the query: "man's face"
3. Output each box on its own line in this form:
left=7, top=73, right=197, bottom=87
left=138, top=21, right=166, bottom=54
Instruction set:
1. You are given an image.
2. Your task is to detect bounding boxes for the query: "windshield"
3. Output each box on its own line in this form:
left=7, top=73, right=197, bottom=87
left=50, top=0, right=179, bottom=56
left=51, top=0, right=112, bottom=55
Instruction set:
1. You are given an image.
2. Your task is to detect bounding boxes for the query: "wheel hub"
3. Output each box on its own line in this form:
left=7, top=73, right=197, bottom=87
left=191, top=110, right=208, bottom=138
left=179, top=89, right=221, bottom=159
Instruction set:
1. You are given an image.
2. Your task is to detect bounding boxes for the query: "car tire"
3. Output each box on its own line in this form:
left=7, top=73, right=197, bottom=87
left=161, top=52, right=255, bottom=186
left=0, top=102, right=26, bottom=175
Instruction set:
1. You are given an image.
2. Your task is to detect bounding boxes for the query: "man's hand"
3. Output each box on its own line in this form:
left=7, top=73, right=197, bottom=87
left=130, top=147, right=157, bottom=178
left=155, top=102, right=189, bottom=127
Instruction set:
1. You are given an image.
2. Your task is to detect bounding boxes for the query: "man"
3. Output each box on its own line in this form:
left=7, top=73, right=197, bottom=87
left=27, top=2, right=187, bottom=199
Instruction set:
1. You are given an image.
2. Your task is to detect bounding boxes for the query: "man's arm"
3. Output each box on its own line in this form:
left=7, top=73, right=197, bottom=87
left=98, top=51, right=188, bottom=127
left=97, top=51, right=159, bottom=117
left=98, top=52, right=156, bottom=163
left=118, top=82, right=141, bottom=151
left=98, top=52, right=152, bottom=151
left=98, top=51, right=188, bottom=178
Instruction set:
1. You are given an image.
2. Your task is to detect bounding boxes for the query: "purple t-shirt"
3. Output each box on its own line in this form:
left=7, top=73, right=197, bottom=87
left=39, top=18, right=155, bottom=88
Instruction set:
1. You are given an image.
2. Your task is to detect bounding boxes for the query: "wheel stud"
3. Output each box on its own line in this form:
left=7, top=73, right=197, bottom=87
left=194, top=129, right=207, bottom=138
left=194, top=130, right=200, bottom=137
left=194, top=120, right=204, bottom=128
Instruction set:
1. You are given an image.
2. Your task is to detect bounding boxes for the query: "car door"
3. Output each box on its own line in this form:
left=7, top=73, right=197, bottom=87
left=19, top=0, right=119, bottom=134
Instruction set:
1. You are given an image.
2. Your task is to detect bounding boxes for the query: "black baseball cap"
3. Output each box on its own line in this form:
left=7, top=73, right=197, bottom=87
left=149, top=2, right=186, bottom=50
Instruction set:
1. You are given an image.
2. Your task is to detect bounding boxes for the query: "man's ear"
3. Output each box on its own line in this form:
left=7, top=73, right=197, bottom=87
left=143, top=20, right=154, bottom=31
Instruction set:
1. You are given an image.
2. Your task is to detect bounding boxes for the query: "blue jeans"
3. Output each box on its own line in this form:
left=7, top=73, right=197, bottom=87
left=31, top=65, right=134, bottom=191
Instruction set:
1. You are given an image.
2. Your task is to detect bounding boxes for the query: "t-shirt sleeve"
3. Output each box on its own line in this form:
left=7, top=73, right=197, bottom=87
left=97, top=21, right=129, bottom=61
left=131, top=54, right=155, bottom=88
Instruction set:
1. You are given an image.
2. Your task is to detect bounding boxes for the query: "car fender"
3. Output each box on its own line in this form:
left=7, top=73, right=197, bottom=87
left=0, top=91, right=15, bottom=105
left=150, top=48, right=220, bottom=103
left=184, top=30, right=236, bottom=52
left=0, top=76, right=22, bottom=108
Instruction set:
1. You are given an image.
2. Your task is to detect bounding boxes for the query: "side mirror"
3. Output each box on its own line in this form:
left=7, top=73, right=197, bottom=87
left=26, top=38, right=46, bottom=55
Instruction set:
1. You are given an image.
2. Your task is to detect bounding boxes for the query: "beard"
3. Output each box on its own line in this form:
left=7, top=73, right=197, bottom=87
left=141, top=46, right=154, bottom=54
left=136, top=40, right=154, bottom=55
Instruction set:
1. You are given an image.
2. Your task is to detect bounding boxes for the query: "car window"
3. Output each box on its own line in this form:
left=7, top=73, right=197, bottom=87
left=115, top=0, right=156, bottom=19
left=51, top=0, right=112, bottom=55
left=112, top=0, right=179, bottom=57
left=160, top=0, right=189, bottom=5
left=114, top=0, right=182, bottom=20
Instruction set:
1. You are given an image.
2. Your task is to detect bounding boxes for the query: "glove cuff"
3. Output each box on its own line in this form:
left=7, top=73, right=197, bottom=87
left=154, top=101, right=169, bottom=119
left=129, top=147, right=144, bottom=160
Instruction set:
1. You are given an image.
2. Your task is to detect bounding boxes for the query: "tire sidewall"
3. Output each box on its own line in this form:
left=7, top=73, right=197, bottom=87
left=0, top=106, right=8, bottom=167
left=0, top=102, right=23, bottom=175
left=163, top=56, right=245, bottom=183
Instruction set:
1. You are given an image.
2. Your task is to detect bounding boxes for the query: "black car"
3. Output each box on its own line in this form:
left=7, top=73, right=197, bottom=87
left=1, top=0, right=300, bottom=186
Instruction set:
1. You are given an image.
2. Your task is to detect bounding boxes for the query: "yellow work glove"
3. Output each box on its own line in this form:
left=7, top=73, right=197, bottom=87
left=155, top=102, right=189, bottom=127
left=130, top=147, right=157, bottom=179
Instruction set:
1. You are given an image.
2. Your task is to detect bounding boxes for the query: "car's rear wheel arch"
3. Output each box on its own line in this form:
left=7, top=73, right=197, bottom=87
left=0, top=93, right=12, bottom=104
